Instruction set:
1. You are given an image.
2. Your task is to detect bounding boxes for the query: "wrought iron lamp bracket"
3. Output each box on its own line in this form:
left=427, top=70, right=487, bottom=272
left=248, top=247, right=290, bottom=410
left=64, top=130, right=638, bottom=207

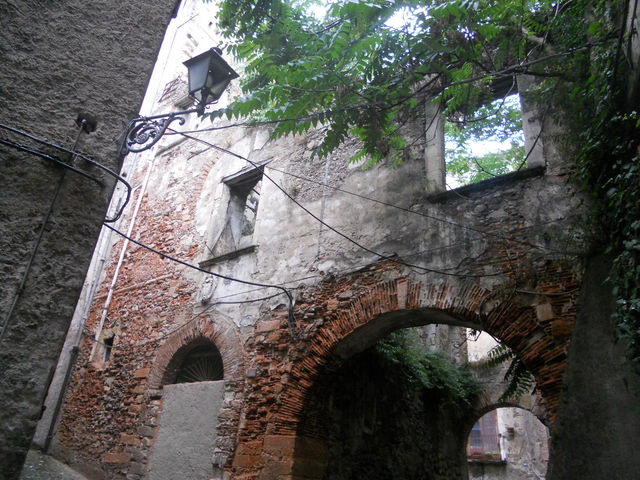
left=123, top=107, right=200, bottom=154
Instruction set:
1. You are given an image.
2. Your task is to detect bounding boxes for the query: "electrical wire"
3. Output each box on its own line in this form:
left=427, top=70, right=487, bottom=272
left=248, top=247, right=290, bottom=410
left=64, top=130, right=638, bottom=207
left=0, top=167, right=67, bottom=343
left=0, top=122, right=88, bottom=343
left=0, top=136, right=104, bottom=186
left=102, top=223, right=299, bottom=340
left=85, top=215, right=576, bottom=351
left=163, top=97, right=569, bottom=259
left=83, top=290, right=286, bottom=350
left=264, top=164, right=568, bottom=255
left=161, top=213, right=575, bottom=301
left=0, top=122, right=132, bottom=222
left=83, top=268, right=580, bottom=352
left=168, top=129, right=508, bottom=278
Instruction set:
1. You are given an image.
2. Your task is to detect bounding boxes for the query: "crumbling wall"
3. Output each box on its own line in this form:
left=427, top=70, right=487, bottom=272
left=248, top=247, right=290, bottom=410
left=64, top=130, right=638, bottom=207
left=0, top=1, right=177, bottom=477
left=49, top=105, right=586, bottom=478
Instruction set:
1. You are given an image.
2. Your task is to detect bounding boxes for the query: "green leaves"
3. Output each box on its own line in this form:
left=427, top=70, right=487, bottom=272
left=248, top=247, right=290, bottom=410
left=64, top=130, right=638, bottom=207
left=445, top=93, right=524, bottom=184
left=214, top=0, right=581, bottom=165
left=484, top=343, right=535, bottom=401
left=376, top=330, right=479, bottom=406
left=211, top=0, right=640, bottom=373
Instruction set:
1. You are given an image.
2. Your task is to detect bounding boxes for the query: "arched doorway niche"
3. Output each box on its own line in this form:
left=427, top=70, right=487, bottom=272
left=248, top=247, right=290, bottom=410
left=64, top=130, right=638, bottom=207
left=148, top=316, right=244, bottom=390
left=160, top=338, right=224, bottom=386
left=146, top=317, right=245, bottom=480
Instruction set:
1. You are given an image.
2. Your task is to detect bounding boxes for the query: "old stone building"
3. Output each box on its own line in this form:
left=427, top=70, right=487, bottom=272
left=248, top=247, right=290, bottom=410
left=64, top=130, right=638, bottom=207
left=15, top=0, right=640, bottom=479
left=0, top=1, right=178, bottom=478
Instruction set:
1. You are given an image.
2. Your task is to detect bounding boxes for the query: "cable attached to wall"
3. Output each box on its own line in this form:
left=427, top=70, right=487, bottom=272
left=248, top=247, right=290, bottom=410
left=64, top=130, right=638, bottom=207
left=169, top=129, right=507, bottom=279
left=84, top=290, right=288, bottom=351
left=1, top=120, right=86, bottom=343
left=0, top=121, right=132, bottom=223
left=102, top=223, right=299, bottom=340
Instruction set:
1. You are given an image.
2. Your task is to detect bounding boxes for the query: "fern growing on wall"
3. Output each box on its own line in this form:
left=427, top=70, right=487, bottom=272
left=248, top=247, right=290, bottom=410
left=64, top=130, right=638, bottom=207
left=484, top=343, right=535, bottom=401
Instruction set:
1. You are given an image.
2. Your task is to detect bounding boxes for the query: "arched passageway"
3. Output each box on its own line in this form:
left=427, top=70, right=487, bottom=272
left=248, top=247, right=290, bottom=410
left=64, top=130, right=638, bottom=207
left=231, top=275, right=576, bottom=479
left=467, top=407, right=549, bottom=480
left=297, top=327, right=477, bottom=480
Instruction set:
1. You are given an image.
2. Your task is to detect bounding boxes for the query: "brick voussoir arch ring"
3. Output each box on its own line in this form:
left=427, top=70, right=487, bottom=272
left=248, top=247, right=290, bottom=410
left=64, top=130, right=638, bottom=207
left=148, top=315, right=245, bottom=389
left=275, top=277, right=566, bottom=435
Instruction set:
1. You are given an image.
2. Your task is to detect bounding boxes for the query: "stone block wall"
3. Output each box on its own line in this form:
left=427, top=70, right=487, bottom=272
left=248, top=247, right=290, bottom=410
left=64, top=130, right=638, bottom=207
left=0, top=1, right=177, bottom=478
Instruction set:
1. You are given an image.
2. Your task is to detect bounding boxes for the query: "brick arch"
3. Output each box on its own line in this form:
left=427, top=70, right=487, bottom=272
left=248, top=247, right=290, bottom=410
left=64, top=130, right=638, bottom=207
left=148, top=315, right=244, bottom=389
left=147, top=314, right=246, bottom=473
left=230, top=276, right=575, bottom=479
left=275, top=278, right=569, bottom=435
left=468, top=398, right=548, bottom=435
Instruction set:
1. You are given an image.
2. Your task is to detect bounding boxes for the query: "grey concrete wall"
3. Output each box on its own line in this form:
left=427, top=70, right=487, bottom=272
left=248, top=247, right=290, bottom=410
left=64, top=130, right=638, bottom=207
left=148, top=381, right=225, bottom=480
left=547, top=254, right=640, bottom=480
left=0, top=1, right=177, bottom=478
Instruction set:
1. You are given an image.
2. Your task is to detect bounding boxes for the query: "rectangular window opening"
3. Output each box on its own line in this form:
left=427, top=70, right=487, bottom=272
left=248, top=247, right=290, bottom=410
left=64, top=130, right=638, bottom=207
left=210, top=166, right=264, bottom=259
left=468, top=409, right=502, bottom=462
left=102, top=336, right=114, bottom=363
left=445, top=91, right=525, bottom=190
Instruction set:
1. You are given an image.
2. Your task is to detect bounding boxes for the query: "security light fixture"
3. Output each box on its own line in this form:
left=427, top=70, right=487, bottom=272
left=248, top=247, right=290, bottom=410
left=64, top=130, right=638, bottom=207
left=123, top=48, right=238, bottom=154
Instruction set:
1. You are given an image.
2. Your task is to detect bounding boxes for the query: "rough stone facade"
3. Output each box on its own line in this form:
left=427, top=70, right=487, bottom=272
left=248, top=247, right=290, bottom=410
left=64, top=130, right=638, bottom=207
left=49, top=56, right=582, bottom=479
left=30, top=2, right=640, bottom=480
left=0, top=1, right=177, bottom=478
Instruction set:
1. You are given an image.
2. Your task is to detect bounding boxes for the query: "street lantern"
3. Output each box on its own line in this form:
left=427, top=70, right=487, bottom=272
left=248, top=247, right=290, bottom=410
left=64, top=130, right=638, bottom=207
left=184, top=47, right=239, bottom=113
left=123, top=48, right=238, bottom=154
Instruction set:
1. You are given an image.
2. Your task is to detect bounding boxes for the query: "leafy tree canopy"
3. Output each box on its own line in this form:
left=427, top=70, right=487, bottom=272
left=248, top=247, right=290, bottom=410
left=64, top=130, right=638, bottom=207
left=211, top=0, right=621, bottom=167
left=211, top=0, right=640, bottom=368
left=445, top=93, right=524, bottom=184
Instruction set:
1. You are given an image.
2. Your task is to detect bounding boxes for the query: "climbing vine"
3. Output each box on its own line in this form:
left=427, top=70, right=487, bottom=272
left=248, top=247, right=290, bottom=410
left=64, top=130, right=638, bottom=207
left=544, top=2, right=640, bottom=368
left=579, top=106, right=640, bottom=368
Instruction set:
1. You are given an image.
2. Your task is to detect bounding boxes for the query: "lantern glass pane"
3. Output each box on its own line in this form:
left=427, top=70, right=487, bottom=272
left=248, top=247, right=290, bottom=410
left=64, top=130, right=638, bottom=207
left=186, top=56, right=210, bottom=94
left=209, top=79, right=231, bottom=100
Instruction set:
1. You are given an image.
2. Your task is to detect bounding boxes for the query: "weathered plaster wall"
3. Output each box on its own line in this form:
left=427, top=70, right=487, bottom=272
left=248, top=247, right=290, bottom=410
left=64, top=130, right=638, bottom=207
left=148, top=381, right=225, bottom=480
left=0, top=1, right=177, bottom=478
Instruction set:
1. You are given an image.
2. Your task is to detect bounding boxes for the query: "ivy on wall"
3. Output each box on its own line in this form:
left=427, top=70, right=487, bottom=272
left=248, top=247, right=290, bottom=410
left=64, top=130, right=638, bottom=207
left=375, top=329, right=478, bottom=406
